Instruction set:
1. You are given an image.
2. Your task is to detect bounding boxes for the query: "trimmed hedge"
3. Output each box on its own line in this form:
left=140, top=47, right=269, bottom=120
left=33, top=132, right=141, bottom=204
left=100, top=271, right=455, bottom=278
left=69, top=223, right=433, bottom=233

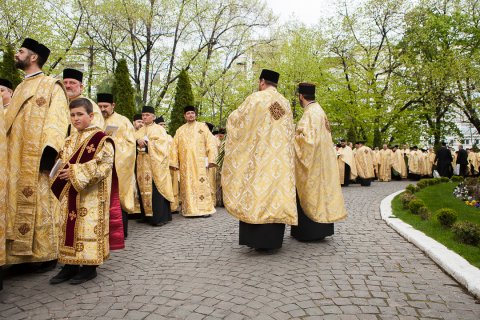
left=436, top=208, right=458, bottom=227
left=408, top=199, right=426, bottom=214
left=418, top=207, right=431, bottom=220
left=400, top=192, right=417, bottom=209
left=452, top=222, right=480, bottom=246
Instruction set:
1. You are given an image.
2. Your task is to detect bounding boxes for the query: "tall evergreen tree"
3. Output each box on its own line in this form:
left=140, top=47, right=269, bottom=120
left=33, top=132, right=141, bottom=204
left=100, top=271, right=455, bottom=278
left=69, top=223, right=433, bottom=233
left=0, top=44, right=23, bottom=89
left=170, top=69, right=195, bottom=135
left=112, top=59, right=135, bottom=121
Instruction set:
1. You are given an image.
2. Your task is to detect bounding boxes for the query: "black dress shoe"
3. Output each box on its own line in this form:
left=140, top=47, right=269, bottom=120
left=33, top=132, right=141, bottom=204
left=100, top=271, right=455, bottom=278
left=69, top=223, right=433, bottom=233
left=50, top=265, right=79, bottom=284
left=69, top=266, right=97, bottom=285
left=36, top=259, right=58, bottom=273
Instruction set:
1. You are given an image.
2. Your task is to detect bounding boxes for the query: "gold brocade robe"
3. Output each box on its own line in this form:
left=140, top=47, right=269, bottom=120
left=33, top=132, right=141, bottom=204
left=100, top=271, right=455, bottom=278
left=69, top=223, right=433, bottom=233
left=56, top=127, right=114, bottom=265
left=0, top=100, right=7, bottom=266
left=468, top=151, right=478, bottom=175
left=392, top=150, right=408, bottom=179
left=5, top=74, right=69, bottom=264
left=338, top=146, right=358, bottom=184
left=167, top=134, right=180, bottom=212
left=222, top=87, right=297, bottom=225
left=354, top=146, right=375, bottom=179
left=408, top=150, right=421, bottom=175
left=103, top=112, right=136, bottom=213
left=373, top=150, right=380, bottom=177
left=378, top=149, right=393, bottom=182
left=208, top=132, right=219, bottom=208
left=135, top=123, right=173, bottom=216
left=171, top=122, right=217, bottom=216
left=70, top=95, right=104, bottom=131
left=295, top=102, right=347, bottom=223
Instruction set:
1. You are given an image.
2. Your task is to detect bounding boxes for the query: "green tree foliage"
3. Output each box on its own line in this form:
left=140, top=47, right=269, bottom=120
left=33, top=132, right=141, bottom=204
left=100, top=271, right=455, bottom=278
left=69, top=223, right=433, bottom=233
left=0, top=44, right=22, bottom=89
left=170, top=69, right=195, bottom=136
left=112, top=59, right=135, bottom=121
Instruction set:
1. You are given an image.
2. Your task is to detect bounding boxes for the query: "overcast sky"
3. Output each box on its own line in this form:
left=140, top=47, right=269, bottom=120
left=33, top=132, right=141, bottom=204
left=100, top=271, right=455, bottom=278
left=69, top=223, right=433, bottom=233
left=264, top=0, right=340, bottom=25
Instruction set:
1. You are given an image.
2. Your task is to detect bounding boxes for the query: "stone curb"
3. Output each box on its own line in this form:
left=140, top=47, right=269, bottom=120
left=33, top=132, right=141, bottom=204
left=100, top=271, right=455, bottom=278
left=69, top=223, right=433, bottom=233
left=380, top=190, right=480, bottom=299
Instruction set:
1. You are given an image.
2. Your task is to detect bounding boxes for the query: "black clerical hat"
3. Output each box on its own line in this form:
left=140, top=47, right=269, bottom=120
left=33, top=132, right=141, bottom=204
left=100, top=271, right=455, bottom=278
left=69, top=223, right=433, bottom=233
left=412, top=146, right=418, bottom=149
left=0, top=78, right=13, bottom=90
left=21, top=38, right=50, bottom=61
left=142, top=106, right=155, bottom=114
left=97, top=93, right=114, bottom=103
left=259, top=69, right=280, bottom=84
left=218, top=128, right=226, bottom=134
left=394, top=145, right=399, bottom=148
left=355, top=141, right=365, bottom=145
left=155, top=116, right=165, bottom=124
left=63, top=68, right=83, bottom=83
left=133, top=114, right=142, bottom=121
left=205, top=122, right=214, bottom=133
left=298, top=82, right=315, bottom=95
left=184, top=105, right=196, bottom=113
left=212, top=129, right=219, bottom=135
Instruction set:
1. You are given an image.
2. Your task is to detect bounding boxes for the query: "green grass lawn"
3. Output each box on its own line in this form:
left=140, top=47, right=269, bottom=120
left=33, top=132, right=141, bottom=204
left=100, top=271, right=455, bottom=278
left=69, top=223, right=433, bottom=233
left=392, top=182, right=480, bottom=268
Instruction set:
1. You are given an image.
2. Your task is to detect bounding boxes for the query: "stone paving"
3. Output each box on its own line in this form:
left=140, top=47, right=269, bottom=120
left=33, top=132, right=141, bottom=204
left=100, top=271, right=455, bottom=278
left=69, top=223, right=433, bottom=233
left=1, top=181, right=480, bottom=319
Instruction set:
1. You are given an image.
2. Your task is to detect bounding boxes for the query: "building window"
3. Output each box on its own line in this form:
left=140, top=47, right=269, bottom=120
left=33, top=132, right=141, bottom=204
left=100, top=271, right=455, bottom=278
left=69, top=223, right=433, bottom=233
left=466, top=139, right=470, bottom=145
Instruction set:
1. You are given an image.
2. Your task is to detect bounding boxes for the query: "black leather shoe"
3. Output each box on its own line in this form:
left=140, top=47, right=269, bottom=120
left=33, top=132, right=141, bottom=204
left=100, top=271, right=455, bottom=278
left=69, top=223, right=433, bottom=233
left=69, top=266, right=97, bottom=285
left=36, top=260, right=58, bottom=273
left=49, top=265, right=79, bottom=284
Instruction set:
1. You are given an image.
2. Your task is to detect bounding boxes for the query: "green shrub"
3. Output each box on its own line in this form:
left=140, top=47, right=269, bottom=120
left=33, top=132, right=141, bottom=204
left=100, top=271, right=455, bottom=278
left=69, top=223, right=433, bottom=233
left=436, top=208, right=458, bottom=227
left=440, top=177, right=450, bottom=183
left=431, top=178, right=442, bottom=185
left=451, top=176, right=464, bottom=182
left=400, top=192, right=417, bottom=209
left=418, top=207, right=432, bottom=220
left=417, top=179, right=429, bottom=189
left=406, top=184, right=420, bottom=193
left=408, top=199, right=426, bottom=214
left=452, top=221, right=480, bottom=246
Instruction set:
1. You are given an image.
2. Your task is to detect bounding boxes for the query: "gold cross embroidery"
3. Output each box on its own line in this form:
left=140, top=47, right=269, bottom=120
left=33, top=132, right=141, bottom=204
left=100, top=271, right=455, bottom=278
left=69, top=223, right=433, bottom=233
left=69, top=211, right=77, bottom=221
left=86, top=144, right=96, bottom=153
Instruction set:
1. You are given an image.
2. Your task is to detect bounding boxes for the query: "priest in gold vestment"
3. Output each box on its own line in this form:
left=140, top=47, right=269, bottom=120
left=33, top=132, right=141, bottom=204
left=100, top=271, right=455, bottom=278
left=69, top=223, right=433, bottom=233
left=170, top=106, right=217, bottom=217
left=0, top=78, right=14, bottom=113
left=408, top=146, right=422, bottom=180
left=135, top=106, right=174, bottom=225
left=0, top=97, right=7, bottom=289
left=98, top=93, right=136, bottom=237
left=292, top=83, right=347, bottom=241
left=337, top=139, right=357, bottom=186
left=6, top=38, right=69, bottom=268
left=391, top=145, right=407, bottom=180
left=354, top=142, right=375, bottom=186
left=378, top=144, right=393, bottom=182
left=156, top=116, right=180, bottom=213
left=50, top=98, right=123, bottom=284
left=63, top=68, right=104, bottom=132
left=222, top=69, right=297, bottom=251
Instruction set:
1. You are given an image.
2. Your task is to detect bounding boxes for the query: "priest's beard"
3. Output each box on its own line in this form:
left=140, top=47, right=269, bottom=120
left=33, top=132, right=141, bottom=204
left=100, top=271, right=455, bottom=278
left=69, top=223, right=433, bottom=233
left=15, top=55, right=32, bottom=71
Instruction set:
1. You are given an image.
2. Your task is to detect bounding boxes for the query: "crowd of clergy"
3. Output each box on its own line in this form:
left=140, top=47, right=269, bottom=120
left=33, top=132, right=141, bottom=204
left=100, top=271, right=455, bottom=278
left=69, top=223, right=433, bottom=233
left=337, top=141, right=476, bottom=187
left=10, top=37, right=473, bottom=290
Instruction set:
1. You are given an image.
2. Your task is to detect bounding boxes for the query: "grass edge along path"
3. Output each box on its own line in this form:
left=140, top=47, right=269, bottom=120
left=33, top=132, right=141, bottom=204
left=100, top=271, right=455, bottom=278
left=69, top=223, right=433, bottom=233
left=392, top=182, right=480, bottom=269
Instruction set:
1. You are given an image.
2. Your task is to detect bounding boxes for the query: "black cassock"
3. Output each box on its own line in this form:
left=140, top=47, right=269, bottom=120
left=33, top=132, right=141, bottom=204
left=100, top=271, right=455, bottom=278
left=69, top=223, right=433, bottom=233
left=435, top=147, right=453, bottom=178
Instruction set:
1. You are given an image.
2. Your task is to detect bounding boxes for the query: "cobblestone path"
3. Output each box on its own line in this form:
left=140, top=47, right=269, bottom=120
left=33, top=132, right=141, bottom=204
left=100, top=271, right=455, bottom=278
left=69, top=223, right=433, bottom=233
left=1, top=181, right=480, bottom=319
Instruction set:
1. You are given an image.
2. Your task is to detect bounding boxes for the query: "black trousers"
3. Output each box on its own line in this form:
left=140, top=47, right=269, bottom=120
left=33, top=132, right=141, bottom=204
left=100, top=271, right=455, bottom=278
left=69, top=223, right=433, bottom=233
left=343, top=164, right=351, bottom=186
left=358, top=178, right=371, bottom=186
left=138, top=182, right=172, bottom=225
left=291, top=195, right=334, bottom=241
left=239, top=221, right=285, bottom=249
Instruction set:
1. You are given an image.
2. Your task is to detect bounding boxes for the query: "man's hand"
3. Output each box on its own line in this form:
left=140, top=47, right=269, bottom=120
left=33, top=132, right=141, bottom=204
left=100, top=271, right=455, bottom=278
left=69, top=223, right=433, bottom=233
left=169, top=166, right=179, bottom=171
left=137, top=139, right=147, bottom=148
left=59, top=165, right=70, bottom=180
left=208, top=163, right=217, bottom=168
